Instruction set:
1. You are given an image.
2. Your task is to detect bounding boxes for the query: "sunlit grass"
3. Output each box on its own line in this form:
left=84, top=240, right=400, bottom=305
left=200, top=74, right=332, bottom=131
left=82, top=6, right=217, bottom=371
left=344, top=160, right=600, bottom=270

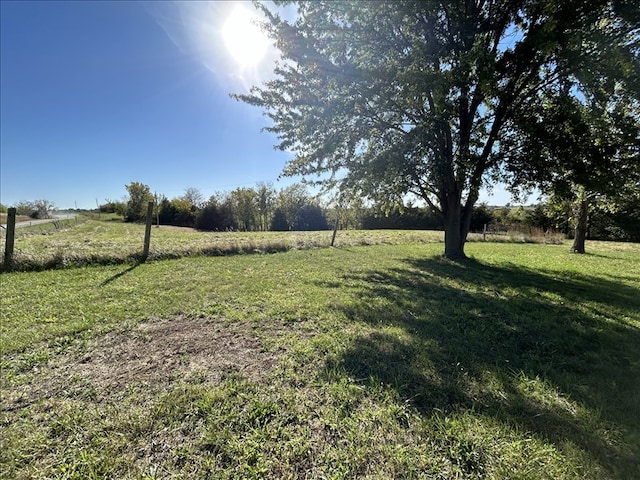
left=2, top=241, right=639, bottom=478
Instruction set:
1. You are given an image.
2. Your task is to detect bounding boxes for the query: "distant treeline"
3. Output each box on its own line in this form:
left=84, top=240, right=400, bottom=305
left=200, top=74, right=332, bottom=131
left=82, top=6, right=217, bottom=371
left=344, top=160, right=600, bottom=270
left=96, top=182, right=640, bottom=242
left=101, top=182, right=330, bottom=232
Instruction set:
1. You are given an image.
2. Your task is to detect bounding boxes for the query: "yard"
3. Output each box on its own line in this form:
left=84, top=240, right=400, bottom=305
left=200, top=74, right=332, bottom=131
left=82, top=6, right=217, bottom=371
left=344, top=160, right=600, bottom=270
left=1, top=220, right=639, bottom=478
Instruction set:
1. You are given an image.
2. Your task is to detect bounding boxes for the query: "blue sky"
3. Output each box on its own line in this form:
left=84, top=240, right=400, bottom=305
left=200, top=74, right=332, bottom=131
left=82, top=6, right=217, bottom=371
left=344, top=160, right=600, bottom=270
left=1, top=1, right=515, bottom=210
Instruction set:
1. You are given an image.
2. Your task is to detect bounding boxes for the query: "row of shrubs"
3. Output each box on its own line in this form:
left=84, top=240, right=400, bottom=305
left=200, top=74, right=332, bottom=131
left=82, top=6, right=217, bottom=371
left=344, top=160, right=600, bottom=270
left=186, top=201, right=329, bottom=232
left=99, top=182, right=639, bottom=242
left=101, top=183, right=331, bottom=232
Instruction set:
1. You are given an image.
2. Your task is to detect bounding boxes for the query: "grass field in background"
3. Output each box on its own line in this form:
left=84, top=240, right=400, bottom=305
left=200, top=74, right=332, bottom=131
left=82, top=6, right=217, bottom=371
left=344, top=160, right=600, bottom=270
left=1, top=216, right=566, bottom=272
left=1, top=216, right=447, bottom=271
left=2, top=236, right=639, bottom=479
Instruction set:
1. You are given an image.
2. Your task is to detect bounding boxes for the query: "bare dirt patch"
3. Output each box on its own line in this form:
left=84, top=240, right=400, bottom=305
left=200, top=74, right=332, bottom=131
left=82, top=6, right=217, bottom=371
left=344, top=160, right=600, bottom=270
left=4, top=316, right=280, bottom=410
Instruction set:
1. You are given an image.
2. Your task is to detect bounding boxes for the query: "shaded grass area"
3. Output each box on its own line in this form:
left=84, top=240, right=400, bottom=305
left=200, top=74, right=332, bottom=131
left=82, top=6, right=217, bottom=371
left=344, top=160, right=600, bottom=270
left=331, top=254, right=640, bottom=477
left=1, top=242, right=639, bottom=478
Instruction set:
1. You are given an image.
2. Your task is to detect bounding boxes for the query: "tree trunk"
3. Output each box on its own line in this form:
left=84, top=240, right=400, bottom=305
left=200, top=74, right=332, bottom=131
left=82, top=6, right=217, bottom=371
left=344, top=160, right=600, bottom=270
left=443, top=196, right=467, bottom=260
left=570, top=188, right=588, bottom=254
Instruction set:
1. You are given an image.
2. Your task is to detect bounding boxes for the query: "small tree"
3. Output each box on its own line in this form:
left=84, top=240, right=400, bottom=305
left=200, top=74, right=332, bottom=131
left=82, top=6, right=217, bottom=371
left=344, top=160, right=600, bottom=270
left=255, top=182, right=276, bottom=231
left=14, top=201, right=35, bottom=217
left=195, top=202, right=221, bottom=231
left=270, top=207, right=289, bottom=231
left=524, top=204, right=555, bottom=233
left=227, top=188, right=258, bottom=231
left=195, top=196, right=237, bottom=231
left=182, top=187, right=205, bottom=210
left=159, top=197, right=197, bottom=227
left=13, top=200, right=55, bottom=219
left=100, top=199, right=127, bottom=216
left=295, top=204, right=329, bottom=231
left=34, top=200, right=55, bottom=219
left=469, top=203, right=493, bottom=233
left=125, top=182, right=153, bottom=223
left=275, top=184, right=311, bottom=231
left=506, top=88, right=640, bottom=253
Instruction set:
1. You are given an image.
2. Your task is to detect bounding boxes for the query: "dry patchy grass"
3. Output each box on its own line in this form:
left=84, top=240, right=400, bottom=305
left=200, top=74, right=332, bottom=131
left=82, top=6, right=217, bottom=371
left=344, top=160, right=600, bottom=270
left=4, top=316, right=280, bottom=412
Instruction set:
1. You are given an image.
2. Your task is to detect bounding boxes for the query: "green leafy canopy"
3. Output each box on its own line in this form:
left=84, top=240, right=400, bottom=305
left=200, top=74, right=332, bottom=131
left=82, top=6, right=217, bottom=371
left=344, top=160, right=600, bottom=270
left=236, top=0, right=639, bottom=258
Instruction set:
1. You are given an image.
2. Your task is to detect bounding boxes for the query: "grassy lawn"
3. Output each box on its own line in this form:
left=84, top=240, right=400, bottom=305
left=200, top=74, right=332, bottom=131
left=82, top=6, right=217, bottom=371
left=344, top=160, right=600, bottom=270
left=1, top=236, right=639, bottom=478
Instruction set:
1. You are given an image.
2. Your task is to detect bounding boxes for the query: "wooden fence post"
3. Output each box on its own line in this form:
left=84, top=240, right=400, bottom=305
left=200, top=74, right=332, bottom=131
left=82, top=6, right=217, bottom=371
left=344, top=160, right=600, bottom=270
left=3, top=208, right=16, bottom=269
left=330, top=215, right=339, bottom=247
left=154, top=192, right=160, bottom=228
left=142, top=201, right=154, bottom=260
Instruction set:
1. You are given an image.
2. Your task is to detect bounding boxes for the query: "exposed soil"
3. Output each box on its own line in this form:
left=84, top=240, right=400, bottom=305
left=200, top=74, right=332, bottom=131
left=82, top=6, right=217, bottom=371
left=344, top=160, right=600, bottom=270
left=4, top=316, right=280, bottom=410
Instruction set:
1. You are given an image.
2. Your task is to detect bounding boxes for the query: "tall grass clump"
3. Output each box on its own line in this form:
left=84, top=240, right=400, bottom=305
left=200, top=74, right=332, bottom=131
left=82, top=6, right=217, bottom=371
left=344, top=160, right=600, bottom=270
left=468, top=227, right=565, bottom=244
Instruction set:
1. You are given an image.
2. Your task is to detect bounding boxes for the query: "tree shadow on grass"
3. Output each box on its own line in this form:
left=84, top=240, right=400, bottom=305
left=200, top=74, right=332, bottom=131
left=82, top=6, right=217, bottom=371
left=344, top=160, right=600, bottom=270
left=99, top=262, right=142, bottom=286
left=322, top=256, right=640, bottom=478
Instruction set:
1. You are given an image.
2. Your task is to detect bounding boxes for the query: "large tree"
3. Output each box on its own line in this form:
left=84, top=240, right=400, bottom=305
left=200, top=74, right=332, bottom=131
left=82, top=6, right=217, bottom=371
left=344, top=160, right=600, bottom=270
left=502, top=0, right=640, bottom=253
left=505, top=90, right=640, bottom=253
left=255, top=182, right=277, bottom=231
left=238, top=0, right=638, bottom=259
left=227, top=187, right=259, bottom=231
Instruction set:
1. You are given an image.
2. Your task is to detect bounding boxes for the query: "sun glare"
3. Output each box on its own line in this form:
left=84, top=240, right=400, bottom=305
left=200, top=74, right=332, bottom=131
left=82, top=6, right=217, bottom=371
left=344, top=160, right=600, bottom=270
left=222, top=6, right=269, bottom=67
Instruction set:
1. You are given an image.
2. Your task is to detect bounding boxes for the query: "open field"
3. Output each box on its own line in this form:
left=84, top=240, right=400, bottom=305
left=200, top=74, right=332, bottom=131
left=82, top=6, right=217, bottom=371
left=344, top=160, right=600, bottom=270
left=1, top=231, right=639, bottom=478
left=1, top=217, right=564, bottom=272
left=1, top=217, right=447, bottom=271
